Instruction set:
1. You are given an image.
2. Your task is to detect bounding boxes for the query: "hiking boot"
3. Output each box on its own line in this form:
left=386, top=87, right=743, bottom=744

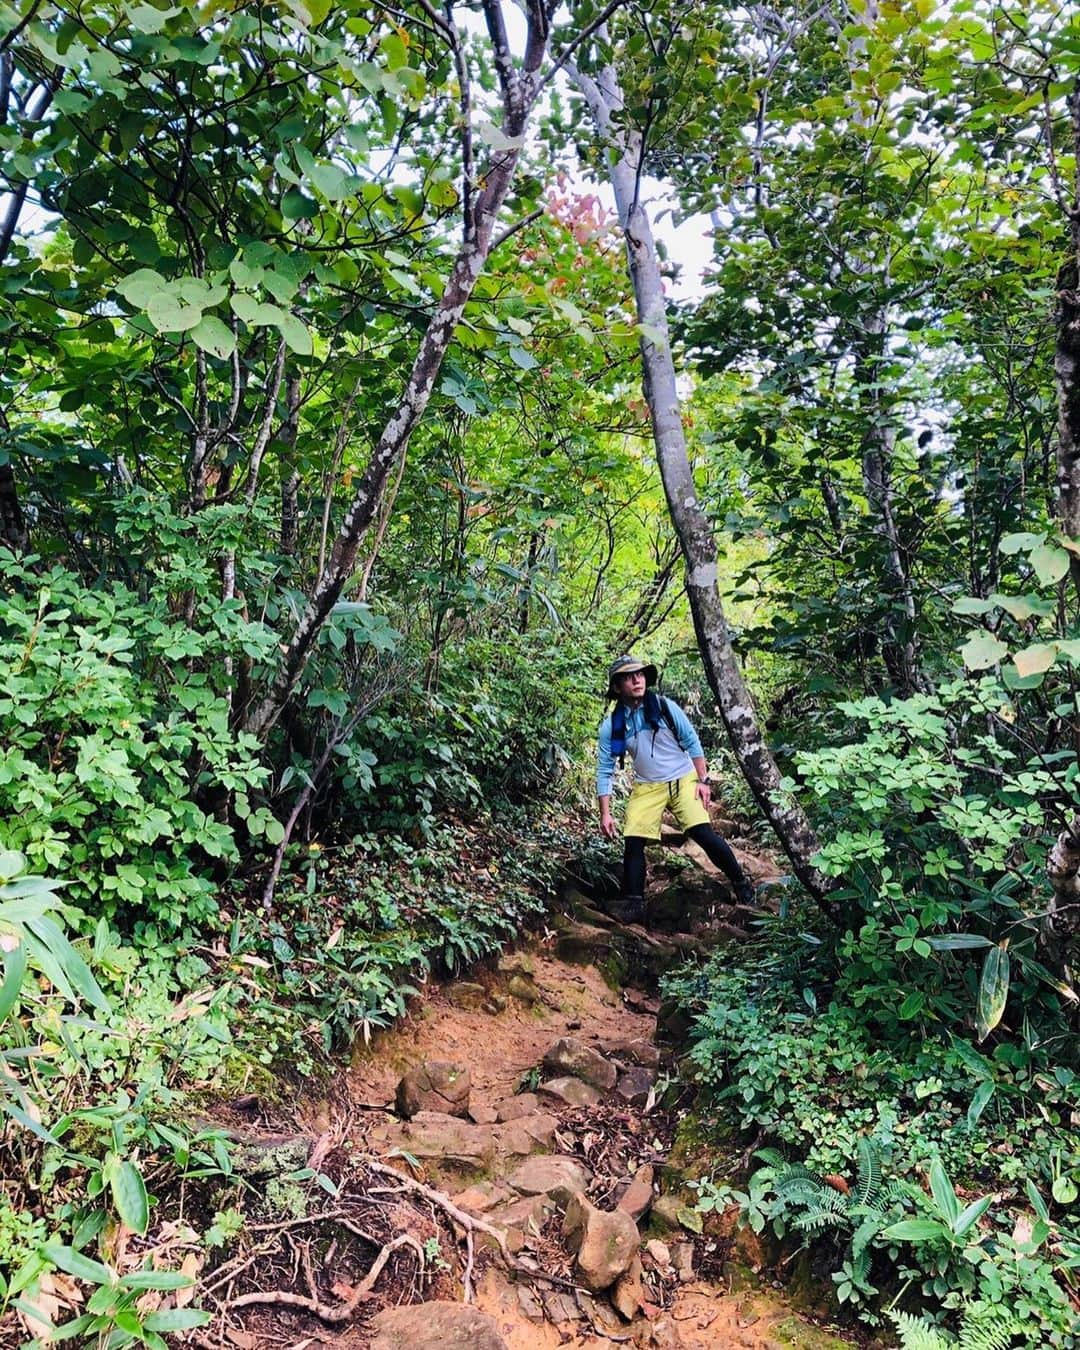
left=607, top=895, right=647, bottom=926
left=735, top=880, right=757, bottom=907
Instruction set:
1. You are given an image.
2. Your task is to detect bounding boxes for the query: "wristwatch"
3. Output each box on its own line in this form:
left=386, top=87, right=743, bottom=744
left=698, top=777, right=711, bottom=786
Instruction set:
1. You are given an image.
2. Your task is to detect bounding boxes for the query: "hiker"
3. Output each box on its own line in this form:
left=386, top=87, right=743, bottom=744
left=597, top=655, right=754, bottom=924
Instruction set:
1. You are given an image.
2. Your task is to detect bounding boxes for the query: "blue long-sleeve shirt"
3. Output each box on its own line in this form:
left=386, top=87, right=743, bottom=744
left=596, top=698, right=703, bottom=797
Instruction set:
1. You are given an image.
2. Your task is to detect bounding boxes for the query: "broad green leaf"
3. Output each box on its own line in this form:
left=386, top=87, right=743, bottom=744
left=951, top=596, right=993, bottom=615
left=1030, top=544, right=1070, bottom=586
left=41, top=1244, right=114, bottom=1286
left=146, top=292, right=202, bottom=334
left=1052, top=1176, right=1078, bottom=1205
left=143, top=1309, right=212, bottom=1332
left=898, top=991, right=925, bottom=1019
left=275, top=312, right=312, bottom=356
left=0, top=851, right=27, bottom=881
left=1011, top=643, right=1057, bottom=678
left=116, top=269, right=167, bottom=308
left=999, top=532, right=1043, bottom=554
left=992, top=592, right=1055, bottom=620
left=975, top=944, right=1010, bottom=1042
left=959, top=632, right=1007, bottom=671
left=475, top=119, right=524, bottom=152
left=110, top=1160, right=150, bottom=1234
left=190, top=315, right=236, bottom=360
left=281, top=189, right=319, bottom=220
left=509, top=345, right=539, bottom=371
left=882, top=1219, right=949, bottom=1242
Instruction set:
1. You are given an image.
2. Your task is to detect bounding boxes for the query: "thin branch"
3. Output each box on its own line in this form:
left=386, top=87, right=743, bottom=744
left=543, top=0, right=627, bottom=92
left=490, top=204, right=544, bottom=252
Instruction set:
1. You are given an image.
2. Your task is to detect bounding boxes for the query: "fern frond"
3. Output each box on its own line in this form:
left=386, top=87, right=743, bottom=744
left=850, top=1211, right=885, bottom=1266
left=793, top=1207, right=847, bottom=1233
left=958, top=1304, right=1026, bottom=1350
left=855, top=1135, right=883, bottom=1208
left=889, top=1310, right=956, bottom=1350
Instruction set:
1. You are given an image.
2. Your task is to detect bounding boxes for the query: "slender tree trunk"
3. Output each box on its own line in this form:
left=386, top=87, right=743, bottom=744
left=1055, top=76, right=1080, bottom=598
left=245, top=0, right=556, bottom=738
left=854, top=321, right=923, bottom=695
left=0, top=461, right=28, bottom=554
left=570, top=61, right=834, bottom=910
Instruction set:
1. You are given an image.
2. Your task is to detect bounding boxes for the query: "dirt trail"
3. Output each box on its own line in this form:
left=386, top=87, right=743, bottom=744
left=194, top=831, right=855, bottom=1350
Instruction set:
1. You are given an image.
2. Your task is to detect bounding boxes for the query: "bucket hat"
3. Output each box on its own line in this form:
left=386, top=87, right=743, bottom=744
left=606, top=654, right=658, bottom=699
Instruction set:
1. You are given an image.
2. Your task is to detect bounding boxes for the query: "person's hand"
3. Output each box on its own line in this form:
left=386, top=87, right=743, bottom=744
left=600, top=810, right=619, bottom=840
left=695, top=781, right=712, bottom=808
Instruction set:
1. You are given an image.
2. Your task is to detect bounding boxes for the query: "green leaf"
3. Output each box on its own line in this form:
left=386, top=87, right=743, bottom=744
left=1052, top=1176, right=1078, bottom=1205
left=1011, top=643, right=1057, bottom=678
left=275, top=312, right=313, bottom=356
left=41, top=1243, right=114, bottom=1286
left=930, top=1159, right=960, bottom=1226
left=110, top=1161, right=150, bottom=1234
left=959, top=632, right=1007, bottom=671
left=0, top=942, right=27, bottom=1024
left=509, top=345, right=539, bottom=371
left=282, top=189, right=319, bottom=220
left=999, top=531, right=1044, bottom=554
left=926, top=934, right=993, bottom=951
left=116, top=269, right=167, bottom=308
left=118, top=1269, right=194, bottom=1291
left=24, top=916, right=110, bottom=1013
left=882, top=1219, right=949, bottom=1242
left=951, top=596, right=993, bottom=615
left=953, top=1194, right=993, bottom=1237
left=142, top=1309, right=213, bottom=1332
left=0, top=850, right=27, bottom=881
left=967, top=1080, right=994, bottom=1129
left=146, top=291, right=203, bottom=334
left=975, top=943, right=1010, bottom=1042
left=1030, top=544, right=1069, bottom=585
left=898, top=991, right=925, bottom=1019
left=190, top=315, right=236, bottom=360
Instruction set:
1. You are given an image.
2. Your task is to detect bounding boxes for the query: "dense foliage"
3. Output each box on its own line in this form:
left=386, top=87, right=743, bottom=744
left=3, top=0, right=1080, bottom=1341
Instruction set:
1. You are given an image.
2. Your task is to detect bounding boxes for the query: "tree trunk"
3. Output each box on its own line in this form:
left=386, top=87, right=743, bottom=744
left=0, top=460, right=28, bottom=554
left=1055, top=74, right=1080, bottom=598
left=570, top=61, right=834, bottom=911
left=243, top=0, right=555, bottom=738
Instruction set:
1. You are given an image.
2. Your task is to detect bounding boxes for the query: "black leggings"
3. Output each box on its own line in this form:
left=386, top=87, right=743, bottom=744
left=623, top=824, right=749, bottom=898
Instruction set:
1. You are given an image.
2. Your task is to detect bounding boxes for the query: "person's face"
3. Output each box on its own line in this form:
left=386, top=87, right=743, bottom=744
left=616, top=670, right=647, bottom=702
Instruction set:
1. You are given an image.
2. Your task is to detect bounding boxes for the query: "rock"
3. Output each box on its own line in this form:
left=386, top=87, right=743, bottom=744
left=445, top=982, right=487, bottom=1010
left=616, top=1065, right=657, bottom=1107
left=655, top=997, right=694, bottom=1053
left=492, top=1111, right=557, bottom=1160
left=671, top=1241, right=695, bottom=1282
left=644, top=1238, right=670, bottom=1268
left=603, top=1037, right=661, bottom=1068
left=369, top=1302, right=507, bottom=1350
left=516, top=1285, right=545, bottom=1322
left=621, top=990, right=660, bottom=1015
left=537, top=1076, right=601, bottom=1109
left=562, top=1192, right=640, bottom=1292
left=396, top=1062, right=471, bottom=1120
left=486, top=993, right=508, bottom=1012
left=649, top=1194, right=686, bottom=1233
left=506, top=1155, right=590, bottom=1204
left=379, top=1112, right=494, bottom=1177
left=486, top=1193, right=555, bottom=1253
left=553, top=918, right=613, bottom=966
left=497, top=951, right=535, bottom=978
left=494, top=1093, right=539, bottom=1121
left=507, top=974, right=541, bottom=1004
left=542, top=1037, right=617, bottom=1091
left=611, top=1254, right=645, bottom=1320
left=616, top=1164, right=654, bottom=1222
left=450, top=1180, right=511, bottom=1214
left=468, top=1103, right=498, bottom=1125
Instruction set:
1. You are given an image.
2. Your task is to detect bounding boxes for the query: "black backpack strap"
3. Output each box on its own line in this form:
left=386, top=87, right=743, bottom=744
left=657, top=696, right=684, bottom=749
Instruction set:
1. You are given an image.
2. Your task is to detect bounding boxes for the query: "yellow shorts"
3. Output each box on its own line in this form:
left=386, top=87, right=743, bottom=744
left=623, top=773, right=709, bottom=841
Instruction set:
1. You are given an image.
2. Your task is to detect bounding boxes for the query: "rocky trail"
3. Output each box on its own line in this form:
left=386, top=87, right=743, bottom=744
left=190, top=832, right=858, bottom=1350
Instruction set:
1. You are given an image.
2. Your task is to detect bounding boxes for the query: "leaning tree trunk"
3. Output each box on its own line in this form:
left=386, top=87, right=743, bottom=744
left=244, top=0, right=556, bottom=738
left=570, top=60, right=834, bottom=912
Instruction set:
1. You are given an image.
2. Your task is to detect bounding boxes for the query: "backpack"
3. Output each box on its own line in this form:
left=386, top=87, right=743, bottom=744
left=609, top=691, right=681, bottom=768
